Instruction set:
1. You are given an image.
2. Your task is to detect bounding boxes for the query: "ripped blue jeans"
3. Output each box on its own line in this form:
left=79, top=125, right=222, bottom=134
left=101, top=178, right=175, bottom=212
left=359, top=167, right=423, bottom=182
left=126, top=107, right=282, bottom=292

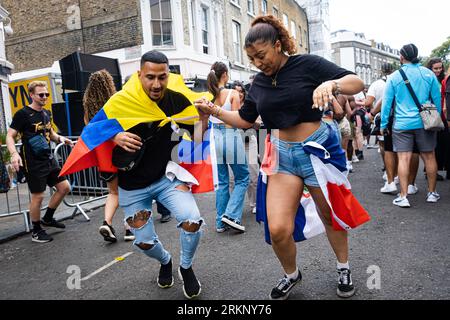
left=118, top=176, right=204, bottom=269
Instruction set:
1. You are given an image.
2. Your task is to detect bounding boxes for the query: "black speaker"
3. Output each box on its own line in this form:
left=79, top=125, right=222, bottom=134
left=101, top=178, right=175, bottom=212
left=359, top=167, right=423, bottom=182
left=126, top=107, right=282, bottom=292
left=52, top=92, right=86, bottom=136
left=59, top=52, right=122, bottom=92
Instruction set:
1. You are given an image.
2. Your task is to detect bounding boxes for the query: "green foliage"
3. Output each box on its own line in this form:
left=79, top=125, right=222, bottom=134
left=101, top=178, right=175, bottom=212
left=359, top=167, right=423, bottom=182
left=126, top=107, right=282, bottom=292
left=0, top=132, right=11, bottom=163
left=422, top=36, right=450, bottom=70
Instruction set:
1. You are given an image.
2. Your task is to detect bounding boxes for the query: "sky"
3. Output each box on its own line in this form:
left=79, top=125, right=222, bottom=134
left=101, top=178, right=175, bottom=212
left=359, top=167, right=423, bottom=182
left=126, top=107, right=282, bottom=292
left=328, top=0, right=450, bottom=57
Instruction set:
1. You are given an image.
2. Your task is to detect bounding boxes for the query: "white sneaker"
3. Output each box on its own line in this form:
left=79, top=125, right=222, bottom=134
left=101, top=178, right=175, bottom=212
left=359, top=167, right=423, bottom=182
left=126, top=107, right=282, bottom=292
left=393, top=195, right=410, bottom=208
left=394, top=176, right=399, bottom=185
left=352, top=156, right=359, bottom=163
left=407, top=184, right=419, bottom=195
left=381, top=182, right=397, bottom=194
left=347, top=161, right=353, bottom=172
left=382, top=172, right=387, bottom=181
left=426, top=192, right=441, bottom=203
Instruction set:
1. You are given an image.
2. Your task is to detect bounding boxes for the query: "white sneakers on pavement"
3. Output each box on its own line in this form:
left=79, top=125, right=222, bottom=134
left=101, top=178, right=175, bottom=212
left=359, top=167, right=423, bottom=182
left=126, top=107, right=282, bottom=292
left=381, top=182, right=397, bottom=194
left=393, top=195, right=411, bottom=208
left=426, top=192, right=441, bottom=203
left=407, top=184, right=419, bottom=195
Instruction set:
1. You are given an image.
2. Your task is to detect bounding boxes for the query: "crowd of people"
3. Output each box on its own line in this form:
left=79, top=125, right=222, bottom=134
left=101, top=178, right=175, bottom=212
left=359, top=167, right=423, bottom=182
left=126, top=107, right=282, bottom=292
left=2, top=13, right=449, bottom=301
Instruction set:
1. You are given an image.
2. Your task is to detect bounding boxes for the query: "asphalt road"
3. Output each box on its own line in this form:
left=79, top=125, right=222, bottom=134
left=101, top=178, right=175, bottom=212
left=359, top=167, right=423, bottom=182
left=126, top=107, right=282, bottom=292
left=1, top=146, right=449, bottom=301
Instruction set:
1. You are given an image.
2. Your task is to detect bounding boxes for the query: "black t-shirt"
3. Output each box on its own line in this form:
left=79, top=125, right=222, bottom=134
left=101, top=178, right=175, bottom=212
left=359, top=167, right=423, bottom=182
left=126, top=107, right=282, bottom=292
left=239, top=54, right=354, bottom=130
left=10, top=106, right=57, bottom=175
left=118, top=89, right=195, bottom=191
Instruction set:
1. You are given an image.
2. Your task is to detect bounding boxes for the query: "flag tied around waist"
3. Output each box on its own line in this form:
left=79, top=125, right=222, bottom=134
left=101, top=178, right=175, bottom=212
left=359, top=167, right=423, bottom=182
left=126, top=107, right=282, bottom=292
left=256, top=124, right=371, bottom=244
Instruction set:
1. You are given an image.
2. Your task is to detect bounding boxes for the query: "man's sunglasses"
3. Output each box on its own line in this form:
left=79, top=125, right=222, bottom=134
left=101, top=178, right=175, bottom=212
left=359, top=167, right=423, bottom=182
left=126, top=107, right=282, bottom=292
left=37, top=93, right=50, bottom=98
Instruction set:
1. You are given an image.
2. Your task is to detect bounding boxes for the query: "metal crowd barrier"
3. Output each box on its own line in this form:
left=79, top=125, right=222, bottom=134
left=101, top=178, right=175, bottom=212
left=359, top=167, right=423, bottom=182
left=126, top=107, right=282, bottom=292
left=1, top=143, right=35, bottom=233
left=0, top=138, right=108, bottom=236
left=53, top=137, right=108, bottom=221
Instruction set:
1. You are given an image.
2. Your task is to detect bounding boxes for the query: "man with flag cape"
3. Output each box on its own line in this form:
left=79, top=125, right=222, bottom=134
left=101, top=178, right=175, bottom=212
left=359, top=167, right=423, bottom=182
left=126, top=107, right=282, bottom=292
left=60, top=50, right=213, bottom=299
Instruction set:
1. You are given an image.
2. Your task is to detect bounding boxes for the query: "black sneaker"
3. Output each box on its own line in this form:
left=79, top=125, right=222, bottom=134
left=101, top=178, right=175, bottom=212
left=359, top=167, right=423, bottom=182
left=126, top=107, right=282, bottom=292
left=41, top=218, right=65, bottom=229
left=99, top=221, right=117, bottom=243
left=270, top=270, right=302, bottom=300
left=157, top=259, right=174, bottom=289
left=221, top=216, right=245, bottom=233
left=178, top=266, right=201, bottom=299
left=123, top=229, right=135, bottom=242
left=31, top=229, right=53, bottom=243
left=337, top=268, right=356, bottom=298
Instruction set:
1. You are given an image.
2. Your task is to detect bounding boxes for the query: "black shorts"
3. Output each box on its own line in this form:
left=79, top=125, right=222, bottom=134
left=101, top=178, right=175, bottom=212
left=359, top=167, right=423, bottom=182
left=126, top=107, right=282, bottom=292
left=384, top=132, right=419, bottom=154
left=24, top=166, right=67, bottom=194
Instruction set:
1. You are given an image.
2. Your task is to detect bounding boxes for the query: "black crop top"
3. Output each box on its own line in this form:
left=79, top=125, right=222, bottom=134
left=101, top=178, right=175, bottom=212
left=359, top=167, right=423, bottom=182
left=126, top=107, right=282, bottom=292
left=239, top=54, right=354, bottom=130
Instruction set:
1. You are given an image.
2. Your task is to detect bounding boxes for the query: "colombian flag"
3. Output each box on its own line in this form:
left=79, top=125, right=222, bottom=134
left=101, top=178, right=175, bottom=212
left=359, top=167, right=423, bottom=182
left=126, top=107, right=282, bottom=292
left=256, top=123, right=370, bottom=243
left=59, top=72, right=216, bottom=193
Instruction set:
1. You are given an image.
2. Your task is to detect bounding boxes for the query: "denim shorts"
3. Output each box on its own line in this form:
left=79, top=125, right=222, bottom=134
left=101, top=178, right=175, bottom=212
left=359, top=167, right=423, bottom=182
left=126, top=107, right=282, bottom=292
left=270, top=122, right=330, bottom=187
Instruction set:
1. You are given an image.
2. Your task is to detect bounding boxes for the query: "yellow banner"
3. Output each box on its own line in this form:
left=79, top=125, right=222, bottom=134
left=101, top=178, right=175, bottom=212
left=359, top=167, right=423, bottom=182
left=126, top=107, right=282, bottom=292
left=8, top=75, right=54, bottom=117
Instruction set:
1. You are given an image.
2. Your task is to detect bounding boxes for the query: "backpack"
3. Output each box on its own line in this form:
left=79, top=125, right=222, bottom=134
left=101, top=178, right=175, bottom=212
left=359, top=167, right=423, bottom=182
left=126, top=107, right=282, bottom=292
left=0, top=150, right=11, bottom=193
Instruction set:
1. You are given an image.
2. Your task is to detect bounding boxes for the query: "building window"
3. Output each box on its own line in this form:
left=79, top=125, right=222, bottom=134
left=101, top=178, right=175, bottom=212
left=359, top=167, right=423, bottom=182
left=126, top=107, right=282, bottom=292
left=201, top=7, right=209, bottom=54
left=230, top=0, right=241, bottom=7
left=232, top=21, right=242, bottom=63
left=282, top=14, right=288, bottom=28
left=150, top=0, right=173, bottom=46
left=303, top=30, right=308, bottom=51
left=261, top=0, right=267, bottom=15
left=247, top=0, right=255, bottom=14
left=298, top=26, right=303, bottom=46
left=366, top=51, right=370, bottom=65
left=290, top=21, right=296, bottom=39
left=355, top=48, right=360, bottom=63
left=273, top=6, right=279, bottom=18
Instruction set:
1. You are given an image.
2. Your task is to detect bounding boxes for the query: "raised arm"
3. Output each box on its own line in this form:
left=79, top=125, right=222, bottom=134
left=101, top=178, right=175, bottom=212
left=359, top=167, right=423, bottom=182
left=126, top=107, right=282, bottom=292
left=312, top=75, right=365, bottom=110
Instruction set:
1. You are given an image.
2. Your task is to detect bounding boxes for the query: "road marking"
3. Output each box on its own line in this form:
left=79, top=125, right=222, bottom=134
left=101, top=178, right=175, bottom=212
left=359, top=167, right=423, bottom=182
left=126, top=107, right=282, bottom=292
left=81, top=252, right=134, bottom=281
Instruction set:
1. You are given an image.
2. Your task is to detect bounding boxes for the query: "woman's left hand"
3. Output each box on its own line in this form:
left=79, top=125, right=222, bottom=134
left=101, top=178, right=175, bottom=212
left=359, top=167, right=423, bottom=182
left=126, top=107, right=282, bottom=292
left=312, top=81, right=335, bottom=111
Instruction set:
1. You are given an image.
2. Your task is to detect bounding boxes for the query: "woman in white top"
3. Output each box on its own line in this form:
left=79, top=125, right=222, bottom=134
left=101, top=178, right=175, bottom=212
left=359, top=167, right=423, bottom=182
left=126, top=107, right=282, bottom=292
left=207, top=62, right=249, bottom=233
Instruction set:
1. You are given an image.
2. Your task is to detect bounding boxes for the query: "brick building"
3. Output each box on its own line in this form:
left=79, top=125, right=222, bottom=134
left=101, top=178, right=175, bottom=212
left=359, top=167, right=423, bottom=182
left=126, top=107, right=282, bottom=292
left=224, top=0, right=309, bottom=81
left=3, top=0, right=143, bottom=73
left=4, top=0, right=309, bottom=86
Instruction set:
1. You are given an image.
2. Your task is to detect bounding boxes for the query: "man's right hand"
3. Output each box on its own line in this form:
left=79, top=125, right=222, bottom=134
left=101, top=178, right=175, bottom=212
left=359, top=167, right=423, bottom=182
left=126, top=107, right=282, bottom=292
left=113, top=132, right=143, bottom=153
left=11, top=152, right=23, bottom=172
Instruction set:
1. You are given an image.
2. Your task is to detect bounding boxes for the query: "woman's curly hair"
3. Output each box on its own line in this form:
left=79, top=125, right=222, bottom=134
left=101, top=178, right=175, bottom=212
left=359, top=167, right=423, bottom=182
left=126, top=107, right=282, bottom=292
left=83, top=69, right=117, bottom=121
left=245, top=15, right=297, bottom=55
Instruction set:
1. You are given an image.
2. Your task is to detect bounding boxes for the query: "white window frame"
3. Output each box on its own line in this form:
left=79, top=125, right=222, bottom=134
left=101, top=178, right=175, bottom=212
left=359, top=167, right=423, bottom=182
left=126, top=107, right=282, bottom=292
left=282, top=14, right=288, bottom=28
left=230, top=0, right=241, bottom=9
left=201, top=6, right=209, bottom=55
left=261, top=0, right=267, bottom=15
left=290, top=20, right=296, bottom=39
left=150, top=0, right=174, bottom=47
left=355, top=48, right=360, bottom=63
left=247, top=0, right=255, bottom=15
left=232, top=20, right=242, bottom=63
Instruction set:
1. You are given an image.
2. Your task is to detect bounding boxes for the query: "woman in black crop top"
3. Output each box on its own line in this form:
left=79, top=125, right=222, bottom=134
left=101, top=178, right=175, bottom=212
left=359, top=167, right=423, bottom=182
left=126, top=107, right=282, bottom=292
left=195, top=15, right=365, bottom=299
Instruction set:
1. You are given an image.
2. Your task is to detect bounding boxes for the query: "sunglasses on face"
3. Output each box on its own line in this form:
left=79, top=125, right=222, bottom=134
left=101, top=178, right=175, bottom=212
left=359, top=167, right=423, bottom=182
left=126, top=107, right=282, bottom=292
left=37, top=93, right=50, bottom=98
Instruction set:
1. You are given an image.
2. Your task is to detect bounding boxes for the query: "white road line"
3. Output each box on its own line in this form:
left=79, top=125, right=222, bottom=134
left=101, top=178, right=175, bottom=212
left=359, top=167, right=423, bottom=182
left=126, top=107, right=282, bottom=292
left=81, top=252, right=134, bottom=281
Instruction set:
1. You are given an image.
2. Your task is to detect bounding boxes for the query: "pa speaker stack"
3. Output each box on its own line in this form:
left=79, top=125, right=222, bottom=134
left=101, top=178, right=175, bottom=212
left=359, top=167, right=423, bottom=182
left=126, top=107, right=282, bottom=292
left=53, top=52, right=122, bottom=136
